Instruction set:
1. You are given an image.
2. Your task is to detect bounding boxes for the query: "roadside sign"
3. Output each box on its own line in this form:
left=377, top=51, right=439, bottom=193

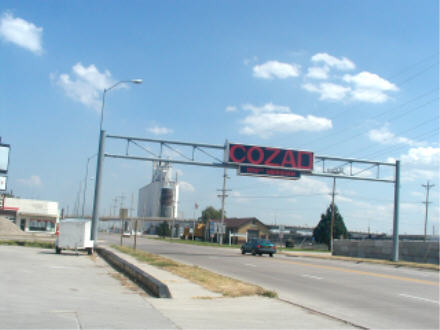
left=238, top=166, right=301, bottom=180
left=0, top=176, right=6, bottom=191
left=226, top=143, right=313, bottom=172
left=0, top=144, right=10, bottom=173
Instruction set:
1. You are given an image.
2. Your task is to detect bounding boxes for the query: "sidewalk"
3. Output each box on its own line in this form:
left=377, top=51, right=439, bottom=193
left=104, top=245, right=354, bottom=329
left=0, top=244, right=354, bottom=329
left=0, top=245, right=177, bottom=329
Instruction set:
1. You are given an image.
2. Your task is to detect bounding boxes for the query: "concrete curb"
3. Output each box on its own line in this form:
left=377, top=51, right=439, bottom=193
left=96, top=247, right=172, bottom=298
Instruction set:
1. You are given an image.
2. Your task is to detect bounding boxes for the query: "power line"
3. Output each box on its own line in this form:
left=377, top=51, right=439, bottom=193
left=295, top=58, right=438, bottom=148
left=338, top=115, right=439, bottom=159
left=314, top=97, right=438, bottom=154
left=359, top=128, right=439, bottom=160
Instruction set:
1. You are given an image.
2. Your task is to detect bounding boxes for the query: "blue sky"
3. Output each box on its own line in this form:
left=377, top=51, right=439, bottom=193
left=0, top=1, right=438, bottom=235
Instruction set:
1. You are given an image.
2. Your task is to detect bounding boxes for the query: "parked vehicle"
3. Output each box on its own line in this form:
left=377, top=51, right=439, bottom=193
left=182, top=223, right=205, bottom=240
left=241, top=238, right=276, bottom=257
left=55, top=219, right=94, bottom=255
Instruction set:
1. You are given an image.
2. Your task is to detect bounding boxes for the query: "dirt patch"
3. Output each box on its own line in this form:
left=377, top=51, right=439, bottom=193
left=0, top=217, right=24, bottom=235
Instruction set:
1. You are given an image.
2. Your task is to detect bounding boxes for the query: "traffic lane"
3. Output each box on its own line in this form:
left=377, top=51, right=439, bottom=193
left=114, top=234, right=439, bottom=285
left=282, top=254, right=439, bottom=283
left=0, top=245, right=176, bottom=329
left=178, top=251, right=439, bottom=329
left=112, top=236, right=439, bottom=329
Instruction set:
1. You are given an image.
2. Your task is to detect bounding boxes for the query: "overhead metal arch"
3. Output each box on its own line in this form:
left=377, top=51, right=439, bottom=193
left=91, top=131, right=401, bottom=261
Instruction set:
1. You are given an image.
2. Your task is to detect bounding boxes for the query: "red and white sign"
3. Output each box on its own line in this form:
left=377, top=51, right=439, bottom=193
left=227, top=143, right=314, bottom=172
left=0, top=176, right=6, bottom=191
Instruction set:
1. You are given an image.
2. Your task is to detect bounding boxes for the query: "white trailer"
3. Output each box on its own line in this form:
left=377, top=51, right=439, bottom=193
left=55, top=219, right=94, bottom=254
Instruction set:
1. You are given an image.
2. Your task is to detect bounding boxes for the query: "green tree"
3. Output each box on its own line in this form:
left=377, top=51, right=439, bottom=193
left=313, top=204, right=348, bottom=249
left=157, top=221, right=171, bottom=237
left=199, top=206, right=222, bottom=224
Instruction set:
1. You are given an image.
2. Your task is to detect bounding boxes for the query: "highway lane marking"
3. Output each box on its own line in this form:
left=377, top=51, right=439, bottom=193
left=278, top=259, right=439, bottom=286
left=301, top=274, right=323, bottom=280
left=245, top=263, right=257, bottom=267
left=399, top=293, right=439, bottom=305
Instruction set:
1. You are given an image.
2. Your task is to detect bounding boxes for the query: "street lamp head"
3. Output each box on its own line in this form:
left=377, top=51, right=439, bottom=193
left=131, top=79, right=143, bottom=84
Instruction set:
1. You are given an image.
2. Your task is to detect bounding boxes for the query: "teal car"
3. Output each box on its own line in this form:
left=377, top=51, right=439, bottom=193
left=241, top=239, right=276, bottom=257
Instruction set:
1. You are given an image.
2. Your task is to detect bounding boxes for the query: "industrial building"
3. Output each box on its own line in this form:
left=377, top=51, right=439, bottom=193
left=0, top=196, right=59, bottom=232
left=137, top=162, right=179, bottom=233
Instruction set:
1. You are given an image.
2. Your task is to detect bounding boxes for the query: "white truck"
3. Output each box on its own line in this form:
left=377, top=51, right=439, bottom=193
left=55, top=219, right=94, bottom=255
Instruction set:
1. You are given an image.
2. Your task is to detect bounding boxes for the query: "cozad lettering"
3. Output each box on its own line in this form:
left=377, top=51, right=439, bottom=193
left=228, top=143, right=314, bottom=171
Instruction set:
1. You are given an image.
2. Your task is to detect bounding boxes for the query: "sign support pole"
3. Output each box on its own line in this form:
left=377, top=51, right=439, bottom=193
left=91, top=130, right=105, bottom=243
left=392, top=160, right=400, bottom=262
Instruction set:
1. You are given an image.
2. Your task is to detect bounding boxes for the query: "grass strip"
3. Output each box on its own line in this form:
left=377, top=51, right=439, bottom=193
left=113, top=244, right=277, bottom=298
left=152, top=237, right=241, bottom=249
left=0, top=240, right=55, bottom=249
left=153, top=237, right=328, bottom=252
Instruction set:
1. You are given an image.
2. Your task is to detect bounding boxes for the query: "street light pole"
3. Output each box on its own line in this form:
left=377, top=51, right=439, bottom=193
left=100, top=79, right=143, bottom=131
left=91, top=79, right=143, bottom=243
left=81, top=154, right=96, bottom=217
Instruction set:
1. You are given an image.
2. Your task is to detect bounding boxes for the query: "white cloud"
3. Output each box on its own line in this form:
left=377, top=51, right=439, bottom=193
left=253, top=61, right=300, bottom=79
left=243, top=56, right=258, bottom=66
left=239, top=103, right=332, bottom=138
left=306, top=66, right=329, bottom=80
left=179, top=181, right=195, bottom=192
left=311, top=53, right=355, bottom=70
left=351, top=89, right=390, bottom=103
left=368, top=125, right=421, bottom=146
left=275, top=176, right=331, bottom=196
left=401, top=147, right=440, bottom=165
left=343, top=72, right=398, bottom=91
left=344, top=72, right=398, bottom=103
left=403, top=168, right=439, bottom=182
left=242, top=102, right=290, bottom=114
left=53, top=63, right=116, bottom=110
left=147, top=125, right=173, bottom=135
left=0, top=12, right=43, bottom=55
left=18, top=175, right=42, bottom=187
left=302, top=82, right=351, bottom=101
left=225, top=105, right=237, bottom=112
left=230, top=191, right=251, bottom=203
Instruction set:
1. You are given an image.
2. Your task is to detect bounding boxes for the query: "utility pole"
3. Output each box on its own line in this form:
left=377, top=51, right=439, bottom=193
left=217, top=167, right=230, bottom=245
left=118, top=193, right=125, bottom=234
left=112, top=197, right=119, bottom=217
left=422, top=181, right=434, bottom=241
left=330, top=177, right=337, bottom=254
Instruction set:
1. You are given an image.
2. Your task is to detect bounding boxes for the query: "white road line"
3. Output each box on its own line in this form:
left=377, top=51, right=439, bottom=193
left=245, top=263, right=257, bottom=267
left=302, top=274, right=323, bottom=280
left=399, top=293, right=439, bottom=305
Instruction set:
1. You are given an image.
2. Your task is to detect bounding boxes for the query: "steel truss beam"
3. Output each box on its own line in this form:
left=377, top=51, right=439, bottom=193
left=105, top=134, right=397, bottom=183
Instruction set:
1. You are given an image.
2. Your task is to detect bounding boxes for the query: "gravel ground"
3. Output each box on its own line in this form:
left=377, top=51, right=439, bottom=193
left=0, top=216, right=23, bottom=235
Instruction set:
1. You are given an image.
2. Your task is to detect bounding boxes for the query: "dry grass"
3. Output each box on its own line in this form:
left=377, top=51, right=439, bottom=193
left=0, top=239, right=54, bottom=249
left=113, top=245, right=277, bottom=298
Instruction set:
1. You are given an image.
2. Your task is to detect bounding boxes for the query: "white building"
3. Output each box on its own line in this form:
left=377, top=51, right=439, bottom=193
left=0, top=197, right=59, bottom=232
left=137, top=162, right=179, bottom=232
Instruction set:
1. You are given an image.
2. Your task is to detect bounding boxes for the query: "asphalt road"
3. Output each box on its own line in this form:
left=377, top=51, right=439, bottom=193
left=103, top=234, right=439, bottom=329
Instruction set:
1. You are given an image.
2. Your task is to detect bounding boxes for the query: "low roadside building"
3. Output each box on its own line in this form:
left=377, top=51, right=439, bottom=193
left=0, top=197, right=59, bottom=233
left=224, top=217, right=270, bottom=244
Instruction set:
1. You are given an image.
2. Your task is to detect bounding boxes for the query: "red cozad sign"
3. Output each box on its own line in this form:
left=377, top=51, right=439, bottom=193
left=227, top=143, right=314, bottom=171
